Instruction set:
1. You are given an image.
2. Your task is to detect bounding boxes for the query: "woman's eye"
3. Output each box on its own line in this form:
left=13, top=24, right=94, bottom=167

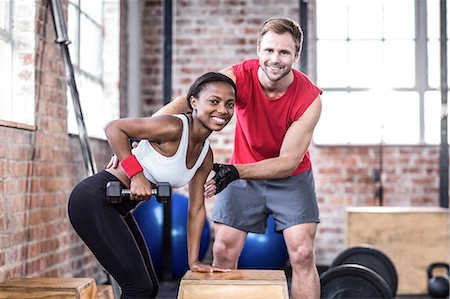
left=226, top=102, right=235, bottom=109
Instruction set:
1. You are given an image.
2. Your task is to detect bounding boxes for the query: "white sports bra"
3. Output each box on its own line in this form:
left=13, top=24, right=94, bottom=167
left=132, top=114, right=210, bottom=188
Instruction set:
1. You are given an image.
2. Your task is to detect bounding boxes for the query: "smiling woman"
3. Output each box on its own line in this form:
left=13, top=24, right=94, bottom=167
left=67, top=72, right=236, bottom=299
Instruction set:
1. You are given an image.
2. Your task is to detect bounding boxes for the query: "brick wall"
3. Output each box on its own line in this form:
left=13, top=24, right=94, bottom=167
left=311, top=145, right=442, bottom=262
left=141, top=0, right=164, bottom=115
left=0, top=0, right=112, bottom=282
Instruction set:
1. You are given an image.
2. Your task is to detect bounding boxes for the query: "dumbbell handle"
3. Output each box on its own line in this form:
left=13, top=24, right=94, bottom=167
left=120, top=188, right=157, bottom=197
left=120, top=186, right=169, bottom=203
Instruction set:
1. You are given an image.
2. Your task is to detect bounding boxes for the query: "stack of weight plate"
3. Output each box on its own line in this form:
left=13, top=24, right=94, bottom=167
left=320, top=246, right=398, bottom=299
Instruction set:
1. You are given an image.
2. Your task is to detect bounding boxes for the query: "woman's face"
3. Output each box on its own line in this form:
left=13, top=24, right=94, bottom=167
left=190, top=81, right=235, bottom=131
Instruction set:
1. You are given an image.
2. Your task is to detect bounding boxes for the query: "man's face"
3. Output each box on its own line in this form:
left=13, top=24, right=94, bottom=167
left=257, top=31, right=299, bottom=83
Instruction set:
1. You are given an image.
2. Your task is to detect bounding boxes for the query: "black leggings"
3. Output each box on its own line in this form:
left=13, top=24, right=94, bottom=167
left=68, top=170, right=158, bottom=299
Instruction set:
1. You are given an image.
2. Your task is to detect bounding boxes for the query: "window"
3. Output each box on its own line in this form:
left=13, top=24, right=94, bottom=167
left=0, top=0, right=36, bottom=127
left=0, top=0, right=12, bottom=122
left=67, top=0, right=119, bottom=139
left=313, top=0, right=447, bottom=145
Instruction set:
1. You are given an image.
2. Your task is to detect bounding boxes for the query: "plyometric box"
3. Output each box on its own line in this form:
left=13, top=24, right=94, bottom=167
left=346, top=206, right=450, bottom=295
left=178, top=270, right=289, bottom=299
left=0, top=277, right=99, bottom=299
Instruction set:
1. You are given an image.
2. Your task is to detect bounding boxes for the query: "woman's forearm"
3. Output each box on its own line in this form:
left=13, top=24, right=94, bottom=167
left=186, top=207, right=206, bottom=266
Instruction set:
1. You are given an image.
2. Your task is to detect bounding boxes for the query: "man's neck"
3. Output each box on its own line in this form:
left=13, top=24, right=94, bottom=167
left=258, top=68, right=294, bottom=99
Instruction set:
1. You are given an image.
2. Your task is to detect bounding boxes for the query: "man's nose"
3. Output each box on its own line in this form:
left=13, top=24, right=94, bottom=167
left=269, top=52, right=280, bottom=62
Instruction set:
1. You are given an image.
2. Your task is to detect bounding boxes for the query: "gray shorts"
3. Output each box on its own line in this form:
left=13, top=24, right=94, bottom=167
left=211, top=169, right=320, bottom=234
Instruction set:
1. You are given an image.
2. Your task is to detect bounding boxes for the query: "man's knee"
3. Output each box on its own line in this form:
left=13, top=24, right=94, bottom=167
left=289, top=243, right=315, bottom=268
left=213, top=239, right=234, bottom=260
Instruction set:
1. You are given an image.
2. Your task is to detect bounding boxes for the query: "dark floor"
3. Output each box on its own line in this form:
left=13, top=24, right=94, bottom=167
left=155, top=280, right=180, bottom=299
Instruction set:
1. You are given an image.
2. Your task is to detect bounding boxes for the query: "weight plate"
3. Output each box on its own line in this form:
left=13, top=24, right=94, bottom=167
left=331, top=246, right=398, bottom=296
left=320, top=264, right=394, bottom=299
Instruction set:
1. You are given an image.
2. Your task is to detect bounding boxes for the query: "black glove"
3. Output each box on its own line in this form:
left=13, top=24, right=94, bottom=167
left=212, top=163, right=240, bottom=194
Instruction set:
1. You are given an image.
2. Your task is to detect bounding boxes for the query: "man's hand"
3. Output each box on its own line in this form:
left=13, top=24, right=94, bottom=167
left=204, top=164, right=239, bottom=198
left=105, top=154, right=120, bottom=169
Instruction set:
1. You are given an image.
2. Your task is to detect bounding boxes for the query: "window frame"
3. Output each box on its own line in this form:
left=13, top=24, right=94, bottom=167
left=312, top=0, right=444, bottom=146
left=66, top=0, right=120, bottom=140
left=0, top=0, right=36, bottom=129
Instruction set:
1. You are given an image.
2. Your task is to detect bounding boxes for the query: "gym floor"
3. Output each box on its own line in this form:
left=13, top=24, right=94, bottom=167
left=154, top=264, right=432, bottom=299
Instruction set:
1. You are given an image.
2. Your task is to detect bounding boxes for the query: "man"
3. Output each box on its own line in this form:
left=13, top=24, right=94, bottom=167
left=157, top=18, right=322, bottom=299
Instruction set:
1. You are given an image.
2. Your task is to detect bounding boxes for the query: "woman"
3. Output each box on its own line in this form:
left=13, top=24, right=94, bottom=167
left=68, top=72, right=235, bottom=299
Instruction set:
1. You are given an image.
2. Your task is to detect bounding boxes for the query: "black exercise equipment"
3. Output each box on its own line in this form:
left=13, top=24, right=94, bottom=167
left=106, top=181, right=171, bottom=204
left=320, top=264, right=394, bottom=299
left=427, top=262, right=449, bottom=298
left=330, top=246, right=398, bottom=297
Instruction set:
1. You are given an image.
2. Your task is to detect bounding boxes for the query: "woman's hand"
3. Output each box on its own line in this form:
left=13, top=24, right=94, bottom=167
left=203, top=178, right=217, bottom=199
left=129, top=172, right=153, bottom=201
left=190, top=261, right=231, bottom=273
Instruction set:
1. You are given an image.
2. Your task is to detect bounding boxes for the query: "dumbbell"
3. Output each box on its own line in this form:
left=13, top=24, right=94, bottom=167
left=106, top=181, right=171, bottom=204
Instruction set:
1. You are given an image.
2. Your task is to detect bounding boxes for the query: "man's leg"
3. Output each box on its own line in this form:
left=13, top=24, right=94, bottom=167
left=283, top=222, right=320, bottom=299
left=212, top=223, right=248, bottom=268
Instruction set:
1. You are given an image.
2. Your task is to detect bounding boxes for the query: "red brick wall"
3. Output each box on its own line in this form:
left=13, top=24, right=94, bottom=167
left=141, top=0, right=164, bottom=115
left=0, top=0, right=112, bottom=282
left=311, top=145, right=442, bottom=261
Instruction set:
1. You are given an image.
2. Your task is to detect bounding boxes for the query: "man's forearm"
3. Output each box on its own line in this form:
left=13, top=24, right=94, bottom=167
left=153, top=95, right=189, bottom=116
left=235, top=156, right=301, bottom=180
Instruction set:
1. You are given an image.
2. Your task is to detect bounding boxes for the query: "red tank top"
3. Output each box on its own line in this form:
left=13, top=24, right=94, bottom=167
left=231, top=59, right=322, bottom=176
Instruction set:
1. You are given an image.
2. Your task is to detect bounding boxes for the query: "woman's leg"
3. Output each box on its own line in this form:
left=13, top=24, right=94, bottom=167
left=68, top=171, right=158, bottom=299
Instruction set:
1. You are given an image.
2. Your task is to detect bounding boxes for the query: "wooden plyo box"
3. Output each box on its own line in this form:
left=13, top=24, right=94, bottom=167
left=346, top=206, right=450, bottom=295
left=177, top=270, right=289, bottom=299
left=0, top=277, right=98, bottom=299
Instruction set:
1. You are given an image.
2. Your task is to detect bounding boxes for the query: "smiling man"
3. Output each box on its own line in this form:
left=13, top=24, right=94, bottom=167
left=155, top=18, right=322, bottom=299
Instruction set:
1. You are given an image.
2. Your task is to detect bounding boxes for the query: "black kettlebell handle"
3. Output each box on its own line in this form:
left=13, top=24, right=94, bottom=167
left=428, top=262, right=450, bottom=279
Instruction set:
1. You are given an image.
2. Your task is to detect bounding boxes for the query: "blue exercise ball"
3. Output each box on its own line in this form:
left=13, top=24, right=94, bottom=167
left=238, top=215, right=289, bottom=269
left=133, top=192, right=211, bottom=278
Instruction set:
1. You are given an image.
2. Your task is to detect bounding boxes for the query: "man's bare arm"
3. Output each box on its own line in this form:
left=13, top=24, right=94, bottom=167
left=219, top=66, right=236, bottom=83
left=236, top=95, right=322, bottom=179
left=153, top=95, right=189, bottom=116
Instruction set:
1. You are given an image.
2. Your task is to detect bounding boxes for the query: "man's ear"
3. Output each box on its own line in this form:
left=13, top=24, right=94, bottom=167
left=294, top=52, right=300, bottom=64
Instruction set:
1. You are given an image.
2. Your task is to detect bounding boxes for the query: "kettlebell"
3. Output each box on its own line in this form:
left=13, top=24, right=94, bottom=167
left=427, top=262, right=449, bottom=299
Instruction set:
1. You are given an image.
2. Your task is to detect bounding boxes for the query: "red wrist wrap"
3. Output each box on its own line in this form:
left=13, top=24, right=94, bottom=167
left=120, top=155, right=143, bottom=178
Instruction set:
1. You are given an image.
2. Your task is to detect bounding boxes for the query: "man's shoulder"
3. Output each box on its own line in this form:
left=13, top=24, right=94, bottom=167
left=234, top=58, right=259, bottom=72
left=292, top=69, right=320, bottom=91
left=293, top=68, right=313, bottom=82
